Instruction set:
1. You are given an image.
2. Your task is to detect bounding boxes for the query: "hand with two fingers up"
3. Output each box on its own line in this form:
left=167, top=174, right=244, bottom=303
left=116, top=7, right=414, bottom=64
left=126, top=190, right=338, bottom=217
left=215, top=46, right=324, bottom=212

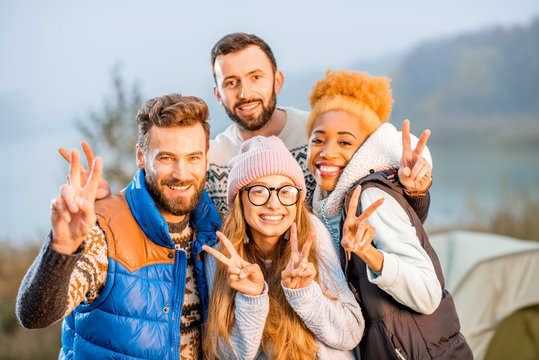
left=281, top=223, right=317, bottom=289
left=203, top=232, right=265, bottom=296
left=59, top=141, right=111, bottom=200
left=398, top=119, right=432, bottom=195
left=341, top=185, right=385, bottom=273
left=50, top=148, right=103, bottom=255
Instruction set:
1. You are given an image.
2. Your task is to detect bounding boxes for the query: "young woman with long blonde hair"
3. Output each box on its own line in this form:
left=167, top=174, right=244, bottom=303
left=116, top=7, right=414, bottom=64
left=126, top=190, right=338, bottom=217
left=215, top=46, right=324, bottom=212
left=202, top=136, right=365, bottom=360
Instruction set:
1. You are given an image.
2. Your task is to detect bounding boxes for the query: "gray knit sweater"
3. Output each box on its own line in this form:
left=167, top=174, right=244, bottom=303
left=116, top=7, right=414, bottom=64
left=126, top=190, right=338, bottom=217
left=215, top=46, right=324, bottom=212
left=204, top=214, right=364, bottom=360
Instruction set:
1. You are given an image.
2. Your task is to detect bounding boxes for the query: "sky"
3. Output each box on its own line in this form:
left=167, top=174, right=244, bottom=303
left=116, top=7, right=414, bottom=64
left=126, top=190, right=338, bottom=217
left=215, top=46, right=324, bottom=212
left=1, top=0, right=538, bottom=241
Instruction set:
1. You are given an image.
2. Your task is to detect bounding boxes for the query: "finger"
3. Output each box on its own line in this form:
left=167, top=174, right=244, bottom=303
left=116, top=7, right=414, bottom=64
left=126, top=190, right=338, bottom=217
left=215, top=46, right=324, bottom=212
left=216, top=231, right=239, bottom=258
left=347, top=185, right=362, bottom=219
left=81, top=141, right=95, bottom=169
left=414, top=129, right=431, bottom=156
left=410, top=157, right=426, bottom=180
left=202, top=244, right=232, bottom=267
left=357, top=198, right=384, bottom=222
left=60, top=184, right=79, bottom=213
left=242, top=263, right=261, bottom=279
left=58, top=147, right=71, bottom=163
left=401, top=119, right=411, bottom=153
left=301, top=233, right=315, bottom=261
left=289, top=222, right=299, bottom=254
left=360, top=226, right=376, bottom=247
left=84, top=157, right=103, bottom=196
left=52, top=197, right=71, bottom=222
left=414, top=165, right=431, bottom=186
left=70, top=149, right=81, bottom=189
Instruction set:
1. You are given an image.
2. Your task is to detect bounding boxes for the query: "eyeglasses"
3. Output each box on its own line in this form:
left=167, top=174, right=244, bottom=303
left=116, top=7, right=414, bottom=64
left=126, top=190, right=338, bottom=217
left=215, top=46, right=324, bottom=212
left=242, top=184, right=302, bottom=206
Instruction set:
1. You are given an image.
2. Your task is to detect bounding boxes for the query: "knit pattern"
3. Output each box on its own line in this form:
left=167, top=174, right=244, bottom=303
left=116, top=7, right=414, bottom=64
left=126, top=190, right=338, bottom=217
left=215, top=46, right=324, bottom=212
left=63, top=225, right=108, bottom=316
left=170, top=224, right=203, bottom=360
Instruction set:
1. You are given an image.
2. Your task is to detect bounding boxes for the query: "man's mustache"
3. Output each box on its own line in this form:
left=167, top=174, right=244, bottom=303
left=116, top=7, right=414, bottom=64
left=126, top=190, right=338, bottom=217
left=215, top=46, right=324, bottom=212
left=234, top=98, right=263, bottom=111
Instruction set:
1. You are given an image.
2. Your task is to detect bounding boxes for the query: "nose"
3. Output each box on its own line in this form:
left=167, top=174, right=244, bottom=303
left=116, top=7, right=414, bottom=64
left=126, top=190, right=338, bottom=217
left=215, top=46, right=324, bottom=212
left=171, top=159, right=190, bottom=181
left=265, top=190, right=281, bottom=209
left=239, top=82, right=253, bottom=99
left=320, top=140, right=338, bottom=159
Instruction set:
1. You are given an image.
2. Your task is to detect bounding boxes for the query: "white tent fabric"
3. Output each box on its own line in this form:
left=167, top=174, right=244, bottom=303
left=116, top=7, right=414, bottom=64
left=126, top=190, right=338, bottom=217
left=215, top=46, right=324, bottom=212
left=429, top=231, right=539, bottom=360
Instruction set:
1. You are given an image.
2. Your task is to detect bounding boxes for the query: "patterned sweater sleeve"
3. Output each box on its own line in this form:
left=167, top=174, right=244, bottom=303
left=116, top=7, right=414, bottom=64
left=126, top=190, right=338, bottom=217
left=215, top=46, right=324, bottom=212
left=283, top=214, right=365, bottom=350
left=16, top=225, right=109, bottom=329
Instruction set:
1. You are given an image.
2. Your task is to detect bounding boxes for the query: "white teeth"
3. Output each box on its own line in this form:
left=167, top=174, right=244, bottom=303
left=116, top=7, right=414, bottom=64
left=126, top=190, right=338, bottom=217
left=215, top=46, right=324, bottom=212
left=260, top=215, right=284, bottom=221
left=239, top=103, right=258, bottom=110
left=320, top=165, right=340, bottom=173
left=169, top=185, right=190, bottom=191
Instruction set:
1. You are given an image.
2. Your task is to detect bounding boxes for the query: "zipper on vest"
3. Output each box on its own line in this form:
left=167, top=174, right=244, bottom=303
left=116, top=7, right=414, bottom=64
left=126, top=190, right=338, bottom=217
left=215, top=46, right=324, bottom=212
left=170, top=249, right=187, bottom=359
left=395, top=347, right=407, bottom=360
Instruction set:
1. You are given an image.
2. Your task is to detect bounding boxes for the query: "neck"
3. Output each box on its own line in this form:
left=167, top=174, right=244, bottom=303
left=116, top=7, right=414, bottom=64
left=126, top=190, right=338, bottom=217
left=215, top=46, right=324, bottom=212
left=155, top=203, right=186, bottom=224
left=237, top=108, right=286, bottom=141
left=251, top=233, right=280, bottom=259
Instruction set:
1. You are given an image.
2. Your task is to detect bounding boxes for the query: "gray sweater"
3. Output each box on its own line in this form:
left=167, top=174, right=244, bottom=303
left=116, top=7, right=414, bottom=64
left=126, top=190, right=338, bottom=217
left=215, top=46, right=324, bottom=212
left=205, top=214, right=364, bottom=360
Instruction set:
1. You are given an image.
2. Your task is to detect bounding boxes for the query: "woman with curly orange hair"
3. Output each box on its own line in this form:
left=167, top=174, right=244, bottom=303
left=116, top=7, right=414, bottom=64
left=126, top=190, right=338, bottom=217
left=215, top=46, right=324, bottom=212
left=306, top=70, right=473, bottom=359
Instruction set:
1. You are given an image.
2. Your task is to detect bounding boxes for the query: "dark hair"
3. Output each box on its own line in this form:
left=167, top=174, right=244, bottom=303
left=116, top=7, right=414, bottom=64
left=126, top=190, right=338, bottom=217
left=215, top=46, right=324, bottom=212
left=136, top=94, right=210, bottom=151
left=210, top=32, right=277, bottom=81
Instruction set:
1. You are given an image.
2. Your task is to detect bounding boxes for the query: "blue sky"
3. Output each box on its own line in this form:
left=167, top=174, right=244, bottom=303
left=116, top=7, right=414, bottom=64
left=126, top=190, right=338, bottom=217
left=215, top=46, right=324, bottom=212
left=1, top=0, right=538, bottom=240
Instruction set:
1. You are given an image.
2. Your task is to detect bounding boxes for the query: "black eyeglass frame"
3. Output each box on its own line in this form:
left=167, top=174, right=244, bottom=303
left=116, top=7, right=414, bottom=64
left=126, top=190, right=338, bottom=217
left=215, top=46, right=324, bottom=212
left=242, top=184, right=302, bottom=206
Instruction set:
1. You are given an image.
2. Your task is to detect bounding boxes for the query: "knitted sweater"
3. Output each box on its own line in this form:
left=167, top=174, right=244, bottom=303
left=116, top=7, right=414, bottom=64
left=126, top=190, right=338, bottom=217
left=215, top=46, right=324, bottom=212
left=312, top=123, right=442, bottom=314
left=204, top=214, right=364, bottom=360
left=206, top=107, right=316, bottom=213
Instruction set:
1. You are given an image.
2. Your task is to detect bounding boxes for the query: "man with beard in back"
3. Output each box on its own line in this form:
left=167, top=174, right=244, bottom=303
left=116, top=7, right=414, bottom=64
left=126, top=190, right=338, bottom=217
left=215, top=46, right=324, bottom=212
left=17, top=94, right=222, bottom=360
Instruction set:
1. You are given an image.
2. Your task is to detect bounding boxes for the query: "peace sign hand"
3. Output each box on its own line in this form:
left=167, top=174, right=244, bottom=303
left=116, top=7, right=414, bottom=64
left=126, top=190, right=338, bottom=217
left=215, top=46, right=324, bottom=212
left=398, top=119, right=432, bottom=193
left=51, top=149, right=103, bottom=254
left=59, top=141, right=111, bottom=200
left=341, top=186, right=384, bottom=271
left=281, top=223, right=317, bottom=289
left=202, top=231, right=265, bottom=296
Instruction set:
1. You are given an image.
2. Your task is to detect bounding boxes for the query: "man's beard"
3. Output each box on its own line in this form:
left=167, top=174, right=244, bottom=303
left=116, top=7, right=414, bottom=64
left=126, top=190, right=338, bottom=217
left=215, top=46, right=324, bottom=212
left=224, top=88, right=277, bottom=132
left=145, top=171, right=205, bottom=217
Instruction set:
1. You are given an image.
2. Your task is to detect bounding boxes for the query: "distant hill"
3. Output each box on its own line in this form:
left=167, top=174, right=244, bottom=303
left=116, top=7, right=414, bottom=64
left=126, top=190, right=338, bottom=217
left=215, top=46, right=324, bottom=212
left=280, top=18, right=539, bottom=150
left=391, top=18, right=539, bottom=147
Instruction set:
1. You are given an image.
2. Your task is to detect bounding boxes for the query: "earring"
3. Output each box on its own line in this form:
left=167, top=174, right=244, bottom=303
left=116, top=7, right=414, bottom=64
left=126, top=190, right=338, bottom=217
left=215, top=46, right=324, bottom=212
left=243, top=233, right=250, bottom=244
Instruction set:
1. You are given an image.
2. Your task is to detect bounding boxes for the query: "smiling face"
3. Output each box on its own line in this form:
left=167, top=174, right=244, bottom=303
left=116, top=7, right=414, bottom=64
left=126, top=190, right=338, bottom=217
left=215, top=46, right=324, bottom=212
left=241, top=175, right=297, bottom=253
left=307, top=110, right=370, bottom=193
left=137, top=124, right=208, bottom=222
left=213, top=45, right=283, bottom=132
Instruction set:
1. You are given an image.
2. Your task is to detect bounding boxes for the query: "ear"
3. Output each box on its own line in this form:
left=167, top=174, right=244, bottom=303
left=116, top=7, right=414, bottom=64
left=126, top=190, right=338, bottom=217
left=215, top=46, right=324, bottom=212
left=136, top=145, right=145, bottom=169
left=213, top=85, right=223, bottom=106
left=274, top=70, right=284, bottom=95
left=205, top=151, right=210, bottom=172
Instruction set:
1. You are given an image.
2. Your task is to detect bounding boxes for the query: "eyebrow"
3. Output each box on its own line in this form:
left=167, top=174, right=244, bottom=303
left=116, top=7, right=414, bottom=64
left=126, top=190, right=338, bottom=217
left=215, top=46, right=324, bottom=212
left=312, top=130, right=358, bottom=139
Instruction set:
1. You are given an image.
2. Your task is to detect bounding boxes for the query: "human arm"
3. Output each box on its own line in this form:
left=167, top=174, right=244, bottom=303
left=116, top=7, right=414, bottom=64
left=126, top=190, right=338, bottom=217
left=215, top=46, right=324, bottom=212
left=361, top=187, right=441, bottom=314
left=283, top=215, right=364, bottom=350
left=16, top=226, right=108, bottom=328
left=203, top=233, right=268, bottom=360
left=17, top=149, right=108, bottom=328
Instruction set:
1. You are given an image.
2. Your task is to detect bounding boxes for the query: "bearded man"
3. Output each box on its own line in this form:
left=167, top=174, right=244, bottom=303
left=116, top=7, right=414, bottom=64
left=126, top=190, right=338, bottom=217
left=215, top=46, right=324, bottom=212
left=17, top=94, right=222, bottom=360
left=206, top=33, right=316, bottom=213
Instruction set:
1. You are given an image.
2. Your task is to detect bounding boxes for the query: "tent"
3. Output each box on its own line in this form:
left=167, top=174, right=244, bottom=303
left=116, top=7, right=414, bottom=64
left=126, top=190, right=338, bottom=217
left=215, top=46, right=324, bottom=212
left=429, top=231, right=539, bottom=360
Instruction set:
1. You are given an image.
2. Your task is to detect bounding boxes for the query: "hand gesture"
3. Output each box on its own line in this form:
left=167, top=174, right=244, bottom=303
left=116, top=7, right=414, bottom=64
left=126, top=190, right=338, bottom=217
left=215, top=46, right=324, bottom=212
left=59, top=141, right=111, bottom=199
left=51, top=149, right=102, bottom=254
left=398, top=119, right=432, bottom=193
left=281, top=223, right=316, bottom=289
left=341, top=186, right=384, bottom=272
left=202, top=231, right=265, bottom=296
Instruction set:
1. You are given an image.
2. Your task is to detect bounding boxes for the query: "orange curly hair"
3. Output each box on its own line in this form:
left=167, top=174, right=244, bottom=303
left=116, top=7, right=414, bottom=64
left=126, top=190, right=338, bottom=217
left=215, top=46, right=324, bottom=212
left=307, top=69, right=394, bottom=136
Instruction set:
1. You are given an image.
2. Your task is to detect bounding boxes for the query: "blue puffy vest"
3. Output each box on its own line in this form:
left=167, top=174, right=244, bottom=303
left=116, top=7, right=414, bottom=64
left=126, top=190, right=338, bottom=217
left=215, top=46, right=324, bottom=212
left=59, top=169, right=222, bottom=359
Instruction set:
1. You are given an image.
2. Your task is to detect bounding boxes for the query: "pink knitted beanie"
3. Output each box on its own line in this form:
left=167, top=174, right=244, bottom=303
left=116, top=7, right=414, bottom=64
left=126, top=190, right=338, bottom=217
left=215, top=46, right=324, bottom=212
left=227, top=136, right=306, bottom=205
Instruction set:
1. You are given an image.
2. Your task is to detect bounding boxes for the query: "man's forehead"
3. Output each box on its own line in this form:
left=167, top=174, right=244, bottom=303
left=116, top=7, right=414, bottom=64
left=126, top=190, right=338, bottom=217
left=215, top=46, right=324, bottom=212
left=214, top=45, right=273, bottom=78
left=146, top=125, right=207, bottom=152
